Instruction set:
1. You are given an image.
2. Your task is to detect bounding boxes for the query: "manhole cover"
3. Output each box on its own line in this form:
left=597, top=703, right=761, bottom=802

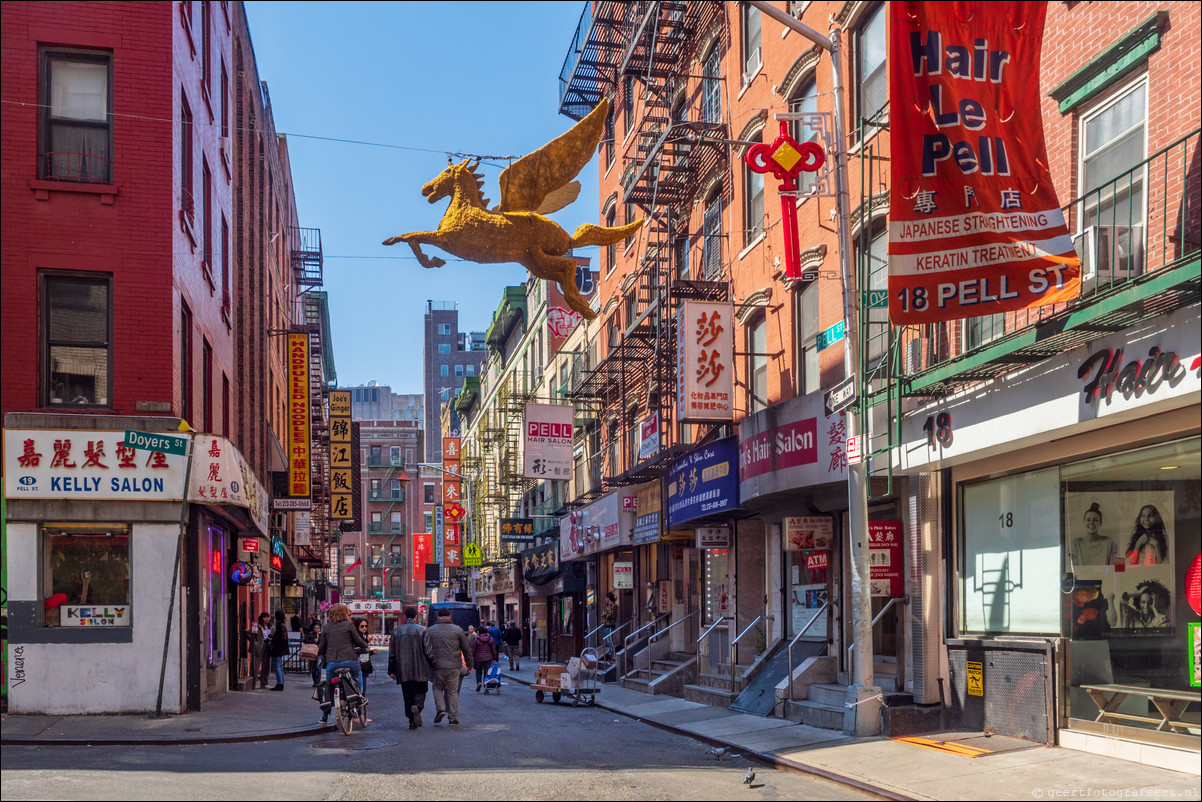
left=311, top=737, right=396, bottom=750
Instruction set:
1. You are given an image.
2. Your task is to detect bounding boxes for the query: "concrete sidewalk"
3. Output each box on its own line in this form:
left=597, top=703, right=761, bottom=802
left=497, top=663, right=1199, bottom=801
left=2, top=659, right=1199, bottom=801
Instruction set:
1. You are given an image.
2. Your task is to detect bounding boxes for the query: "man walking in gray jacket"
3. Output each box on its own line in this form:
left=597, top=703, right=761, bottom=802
left=424, top=607, right=472, bottom=725
left=388, top=606, right=433, bottom=730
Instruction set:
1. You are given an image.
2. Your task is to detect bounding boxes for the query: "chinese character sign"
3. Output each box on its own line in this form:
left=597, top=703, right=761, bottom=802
left=523, top=402, right=573, bottom=480
left=868, top=520, right=904, bottom=598
left=287, top=334, right=311, bottom=497
left=888, top=2, right=1078, bottom=325
left=3, top=429, right=187, bottom=500
left=328, top=390, right=353, bottom=520
left=676, top=301, right=734, bottom=423
left=412, top=533, right=433, bottom=571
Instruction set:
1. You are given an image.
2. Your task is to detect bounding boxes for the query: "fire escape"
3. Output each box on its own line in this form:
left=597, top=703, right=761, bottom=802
left=292, top=227, right=332, bottom=574
left=561, top=1, right=731, bottom=499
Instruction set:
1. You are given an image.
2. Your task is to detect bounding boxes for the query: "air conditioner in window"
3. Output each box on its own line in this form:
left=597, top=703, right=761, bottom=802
left=1073, top=224, right=1144, bottom=293
left=220, top=136, right=231, bottom=153
left=742, top=48, right=762, bottom=85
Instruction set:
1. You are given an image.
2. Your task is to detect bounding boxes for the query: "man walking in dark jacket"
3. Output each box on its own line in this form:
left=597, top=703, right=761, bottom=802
left=388, top=606, right=433, bottom=729
left=424, top=608, right=472, bottom=726
left=502, top=620, right=523, bottom=670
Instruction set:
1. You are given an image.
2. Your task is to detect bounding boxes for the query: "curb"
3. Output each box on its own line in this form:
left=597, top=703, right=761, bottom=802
left=0, top=723, right=335, bottom=747
left=501, top=671, right=914, bottom=802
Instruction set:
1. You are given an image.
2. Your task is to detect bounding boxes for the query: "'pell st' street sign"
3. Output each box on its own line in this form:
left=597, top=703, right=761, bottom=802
left=124, top=429, right=189, bottom=456
left=824, top=377, right=857, bottom=417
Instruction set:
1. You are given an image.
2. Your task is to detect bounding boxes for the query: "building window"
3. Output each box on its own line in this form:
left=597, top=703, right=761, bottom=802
left=438, top=343, right=451, bottom=354
left=424, top=513, right=433, bottom=532
left=623, top=76, right=635, bottom=136
left=965, top=313, right=1004, bottom=351
left=702, top=44, right=722, bottom=124
left=39, top=49, right=112, bottom=183
left=206, top=524, right=227, bottom=662
left=438, top=323, right=451, bottom=335
left=371, top=478, right=381, bottom=497
left=220, top=214, right=231, bottom=312
left=344, top=577, right=356, bottom=597
left=675, top=235, right=690, bottom=280
left=42, top=272, right=111, bottom=407
left=466, top=365, right=475, bottom=377
left=741, top=3, right=761, bottom=83
left=748, top=314, right=768, bottom=412
left=202, top=159, right=213, bottom=273
left=855, top=3, right=887, bottom=126
left=455, top=364, right=464, bottom=377
left=440, top=365, right=449, bottom=377
left=605, top=205, right=617, bottom=273
left=743, top=142, right=765, bottom=245
left=221, top=373, right=229, bottom=436
left=201, top=0, right=212, bottom=93
left=390, top=510, right=402, bottom=531
left=702, top=191, right=723, bottom=280
left=202, top=338, right=213, bottom=433
left=343, top=545, right=356, bottom=565
left=41, top=524, right=130, bottom=627
left=795, top=280, right=820, bottom=396
left=391, top=479, right=403, bottom=499
left=789, top=79, right=820, bottom=196
left=180, top=96, right=194, bottom=220
left=1079, top=79, right=1147, bottom=284
left=219, top=59, right=229, bottom=140
left=181, top=302, right=193, bottom=422
left=672, top=94, right=690, bottom=171
left=605, top=104, right=615, bottom=168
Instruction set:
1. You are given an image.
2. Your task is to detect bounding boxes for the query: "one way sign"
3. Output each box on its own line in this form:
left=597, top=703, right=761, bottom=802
left=824, top=377, right=856, bottom=417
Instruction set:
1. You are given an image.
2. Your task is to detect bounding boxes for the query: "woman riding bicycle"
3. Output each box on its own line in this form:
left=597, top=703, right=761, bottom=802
left=316, top=603, right=370, bottom=725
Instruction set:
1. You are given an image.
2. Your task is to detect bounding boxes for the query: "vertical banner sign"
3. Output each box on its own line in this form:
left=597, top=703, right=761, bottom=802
left=441, top=437, right=461, bottom=508
left=523, top=403, right=574, bottom=479
left=888, top=2, right=1078, bottom=324
left=412, top=532, right=433, bottom=574
left=676, top=301, right=735, bottom=423
left=328, top=390, right=353, bottom=520
left=434, top=504, right=445, bottom=567
left=341, top=422, right=362, bottom=532
left=287, top=334, right=311, bottom=497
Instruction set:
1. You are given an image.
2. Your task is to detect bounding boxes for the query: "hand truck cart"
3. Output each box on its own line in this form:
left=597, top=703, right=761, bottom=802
left=531, top=647, right=600, bottom=707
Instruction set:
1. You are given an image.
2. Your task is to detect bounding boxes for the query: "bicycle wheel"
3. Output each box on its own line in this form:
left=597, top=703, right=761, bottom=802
left=335, top=690, right=353, bottom=735
left=357, top=696, right=368, bottom=729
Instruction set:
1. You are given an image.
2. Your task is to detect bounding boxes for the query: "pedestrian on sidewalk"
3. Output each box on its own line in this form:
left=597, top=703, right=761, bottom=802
left=471, top=623, right=499, bottom=693
left=269, top=610, right=290, bottom=690
left=254, top=611, right=272, bottom=689
left=304, top=622, right=323, bottom=686
left=502, top=620, right=522, bottom=670
left=425, top=607, right=472, bottom=726
left=388, top=606, right=433, bottom=730
left=316, top=603, right=370, bottom=725
left=487, top=620, right=503, bottom=651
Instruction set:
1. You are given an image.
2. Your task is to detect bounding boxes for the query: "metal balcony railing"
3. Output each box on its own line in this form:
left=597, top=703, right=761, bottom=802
left=367, top=523, right=406, bottom=535
left=367, top=455, right=405, bottom=468
left=368, top=557, right=383, bottom=569
left=369, top=490, right=406, bottom=501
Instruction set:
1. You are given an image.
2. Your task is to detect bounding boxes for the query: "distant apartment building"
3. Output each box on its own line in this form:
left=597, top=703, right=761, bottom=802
left=422, top=300, right=486, bottom=462
left=346, top=381, right=423, bottom=425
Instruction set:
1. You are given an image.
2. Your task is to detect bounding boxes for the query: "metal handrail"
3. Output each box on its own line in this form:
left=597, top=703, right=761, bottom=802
left=696, top=615, right=731, bottom=644
left=647, top=611, right=698, bottom=678
left=846, top=596, right=910, bottom=683
left=623, top=614, right=668, bottom=678
left=786, top=601, right=829, bottom=703
left=730, top=615, right=765, bottom=690
left=604, top=619, right=632, bottom=656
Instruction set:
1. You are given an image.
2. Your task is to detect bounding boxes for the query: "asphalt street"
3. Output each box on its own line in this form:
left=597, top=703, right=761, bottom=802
left=0, top=673, right=880, bottom=801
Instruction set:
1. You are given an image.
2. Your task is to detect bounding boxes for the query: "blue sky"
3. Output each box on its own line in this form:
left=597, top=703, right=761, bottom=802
left=243, top=1, right=598, bottom=394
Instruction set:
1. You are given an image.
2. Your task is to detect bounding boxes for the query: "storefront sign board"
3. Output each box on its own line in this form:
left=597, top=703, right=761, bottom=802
left=560, top=485, right=638, bottom=561
left=677, top=301, right=735, bottom=422
left=5, top=429, right=188, bottom=500
left=739, top=393, right=848, bottom=504
left=60, top=605, right=129, bottom=627
left=524, top=403, right=573, bottom=479
left=667, top=436, right=740, bottom=526
left=869, top=521, right=904, bottom=598
left=784, top=516, right=833, bottom=551
left=613, top=561, right=634, bottom=589
left=696, top=526, right=730, bottom=549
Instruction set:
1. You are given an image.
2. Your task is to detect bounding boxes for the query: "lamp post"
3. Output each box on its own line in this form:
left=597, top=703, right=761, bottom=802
left=748, top=1, right=879, bottom=736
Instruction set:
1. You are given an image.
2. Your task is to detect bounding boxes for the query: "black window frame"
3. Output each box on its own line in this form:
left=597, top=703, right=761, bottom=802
left=38, top=48, right=114, bottom=184
left=853, top=2, right=887, bottom=130
left=40, top=271, right=113, bottom=409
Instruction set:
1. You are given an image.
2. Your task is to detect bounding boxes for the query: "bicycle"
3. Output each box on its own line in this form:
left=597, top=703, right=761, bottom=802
left=329, top=666, right=368, bottom=734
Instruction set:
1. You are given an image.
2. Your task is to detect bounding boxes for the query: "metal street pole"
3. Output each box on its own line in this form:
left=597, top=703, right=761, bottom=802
left=748, top=1, right=879, bottom=736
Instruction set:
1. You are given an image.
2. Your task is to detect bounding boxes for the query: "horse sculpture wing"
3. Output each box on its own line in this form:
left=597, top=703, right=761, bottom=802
left=496, top=97, right=609, bottom=213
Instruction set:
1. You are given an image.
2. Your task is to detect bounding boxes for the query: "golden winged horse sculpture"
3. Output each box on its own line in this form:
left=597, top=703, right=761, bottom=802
left=383, top=98, right=641, bottom=320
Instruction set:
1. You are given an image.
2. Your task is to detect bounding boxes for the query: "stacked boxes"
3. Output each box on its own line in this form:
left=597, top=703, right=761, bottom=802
left=535, top=664, right=568, bottom=689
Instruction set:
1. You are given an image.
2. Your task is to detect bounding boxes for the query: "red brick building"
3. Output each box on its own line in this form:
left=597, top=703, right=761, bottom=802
left=1, top=1, right=326, bottom=713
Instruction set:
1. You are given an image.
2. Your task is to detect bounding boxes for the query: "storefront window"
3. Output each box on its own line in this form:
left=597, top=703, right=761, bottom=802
left=207, top=525, right=227, bottom=663
left=41, top=523, right=130, bottom=627
left=1062, top=437, right=1200, bottom=731
left=560, top=595, right=574, bottom=635
left=702, top=548, right=730, bottom=626
left=961, top=468, right=1061, bottom=634
left=789, top=548, right=829, bottom=640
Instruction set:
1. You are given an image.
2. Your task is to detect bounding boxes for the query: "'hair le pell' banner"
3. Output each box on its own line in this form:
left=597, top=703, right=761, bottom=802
left=888, top=1, right=1079, bottom=325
